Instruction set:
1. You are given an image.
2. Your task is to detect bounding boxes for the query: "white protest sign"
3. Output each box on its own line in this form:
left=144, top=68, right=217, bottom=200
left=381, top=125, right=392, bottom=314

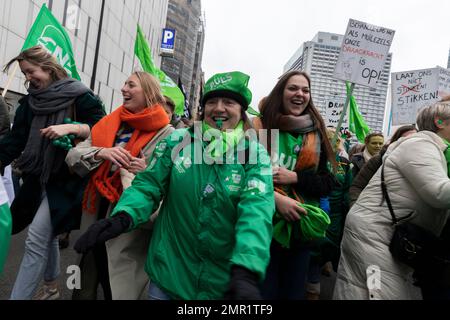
left=438, top=67, right=450, bottom=97
left=333, top=19, right=395, bottom=88
left=391, top=67, right=450, bottom=125
left=325, top=96, right=349, bottom=135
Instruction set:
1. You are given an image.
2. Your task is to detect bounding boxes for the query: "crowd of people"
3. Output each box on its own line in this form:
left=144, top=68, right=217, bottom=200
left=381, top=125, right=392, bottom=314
left=1, top=45, right=450, bottom=300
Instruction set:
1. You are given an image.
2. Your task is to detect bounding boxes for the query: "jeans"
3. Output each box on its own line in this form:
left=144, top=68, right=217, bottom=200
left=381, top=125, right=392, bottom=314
left=261, top=241, right=311, bottom=300
left=421, top=285, right=450, bottom=300
left=148, top=282, right=171, bottom=300
left=72, top=198, right=112, bottom=300
left=10, top=193, right=60, bottom=300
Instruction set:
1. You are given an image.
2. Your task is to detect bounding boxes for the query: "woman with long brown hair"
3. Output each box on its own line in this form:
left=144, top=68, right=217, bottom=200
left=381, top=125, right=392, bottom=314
left=254, top=70, right=336, bottom=299
left=66, top=71, right=173, bottom=299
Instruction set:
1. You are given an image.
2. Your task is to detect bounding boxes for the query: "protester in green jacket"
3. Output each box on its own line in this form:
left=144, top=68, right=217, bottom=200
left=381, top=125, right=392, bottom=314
left=0, top=46, right=105, bottom=299
left=75, top=71, right=275, bottom=300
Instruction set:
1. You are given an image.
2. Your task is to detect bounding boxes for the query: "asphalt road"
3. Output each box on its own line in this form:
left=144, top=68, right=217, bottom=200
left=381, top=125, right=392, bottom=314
left=0, top=228, right=84, bottom=300
left=0, top=229, right=336, bottom=300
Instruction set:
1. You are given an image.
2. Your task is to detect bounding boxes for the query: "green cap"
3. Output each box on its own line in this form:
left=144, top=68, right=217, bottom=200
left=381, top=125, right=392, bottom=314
left=201, top=71, right=252, bottom=110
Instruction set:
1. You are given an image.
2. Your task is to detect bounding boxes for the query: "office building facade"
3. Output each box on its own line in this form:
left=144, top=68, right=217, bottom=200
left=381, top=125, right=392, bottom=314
left=284, top=32, right=392, bottom=132
left=447, top=47, right=450, bottom=69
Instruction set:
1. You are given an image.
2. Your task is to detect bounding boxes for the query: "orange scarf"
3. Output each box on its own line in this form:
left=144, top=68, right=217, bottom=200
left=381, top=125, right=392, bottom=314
left=294, top=131, right=320, bottom=173
left=82, top=105, right=169, bottom=213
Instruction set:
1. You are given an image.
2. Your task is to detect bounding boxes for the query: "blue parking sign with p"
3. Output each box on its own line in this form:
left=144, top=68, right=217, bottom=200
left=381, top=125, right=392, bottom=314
left=161, top=28, right=175, bottom=50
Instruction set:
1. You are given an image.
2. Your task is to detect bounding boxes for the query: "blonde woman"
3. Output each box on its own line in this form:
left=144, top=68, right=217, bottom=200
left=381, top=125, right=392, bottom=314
left=66, top=71, right=173, bottom=299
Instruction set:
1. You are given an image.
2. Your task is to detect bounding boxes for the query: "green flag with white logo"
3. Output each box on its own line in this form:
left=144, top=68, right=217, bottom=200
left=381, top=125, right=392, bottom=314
left=22, top=4, right=80, bottom=80
left=0, top=180, right=12, bottom=275
left=134, top=24, right=185, bottom=116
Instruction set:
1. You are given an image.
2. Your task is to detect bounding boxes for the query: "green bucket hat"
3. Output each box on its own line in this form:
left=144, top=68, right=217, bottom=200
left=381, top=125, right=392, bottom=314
left=201, top=71, right=252, bottom=110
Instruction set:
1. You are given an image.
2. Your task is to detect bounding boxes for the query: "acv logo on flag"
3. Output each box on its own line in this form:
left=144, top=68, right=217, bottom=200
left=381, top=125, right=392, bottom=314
left=38, top=25, right=75, bottom=78
left=66, top=5, right=81, bottom=31
left=162, top=28, right=175, bottom=48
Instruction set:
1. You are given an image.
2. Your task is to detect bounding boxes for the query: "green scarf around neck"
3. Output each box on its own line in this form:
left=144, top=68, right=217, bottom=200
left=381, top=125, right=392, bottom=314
left=202, top=121, right=244, bottom=159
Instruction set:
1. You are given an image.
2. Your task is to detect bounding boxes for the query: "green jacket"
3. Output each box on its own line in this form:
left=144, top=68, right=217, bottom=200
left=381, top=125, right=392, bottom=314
left=0, top=92, right=105, bottom=235
left=112, top=127, right=275, bottom=299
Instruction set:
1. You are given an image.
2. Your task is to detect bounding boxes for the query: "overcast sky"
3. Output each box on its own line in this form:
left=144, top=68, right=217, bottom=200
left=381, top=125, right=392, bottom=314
left=201, top=0, right=450, bottom=110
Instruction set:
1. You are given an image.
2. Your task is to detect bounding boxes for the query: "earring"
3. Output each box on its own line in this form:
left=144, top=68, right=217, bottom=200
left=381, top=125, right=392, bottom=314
left=438, top=119, right=443, bottom=125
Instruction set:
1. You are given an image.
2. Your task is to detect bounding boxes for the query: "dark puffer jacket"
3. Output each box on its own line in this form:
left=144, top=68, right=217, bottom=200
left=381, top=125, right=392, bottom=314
left=349, top=146, right=387, bottom=207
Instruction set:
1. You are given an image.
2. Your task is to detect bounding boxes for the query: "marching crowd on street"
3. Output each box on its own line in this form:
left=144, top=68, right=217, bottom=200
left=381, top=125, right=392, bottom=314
left=1, top=45, right=450, bottom=300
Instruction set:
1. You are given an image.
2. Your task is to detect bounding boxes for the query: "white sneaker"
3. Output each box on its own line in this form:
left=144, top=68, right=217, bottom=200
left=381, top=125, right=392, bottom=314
left=33, top=284, right=60, bottom=300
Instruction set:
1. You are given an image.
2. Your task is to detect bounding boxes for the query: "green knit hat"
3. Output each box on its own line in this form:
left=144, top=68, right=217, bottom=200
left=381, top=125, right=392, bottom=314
left=201, top=71, right=252, bottom=110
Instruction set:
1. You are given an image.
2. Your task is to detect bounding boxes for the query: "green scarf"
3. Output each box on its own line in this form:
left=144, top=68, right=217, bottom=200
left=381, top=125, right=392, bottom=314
left=273, top=203, right=330, bottom=249
left=443, top=139, right=450, bottom=178
left=202, top=121, right=244, bottom=160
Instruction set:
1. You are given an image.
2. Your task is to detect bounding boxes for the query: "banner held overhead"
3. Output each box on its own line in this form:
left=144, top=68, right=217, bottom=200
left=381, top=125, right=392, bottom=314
left=333, top=19, right=395, bottom=88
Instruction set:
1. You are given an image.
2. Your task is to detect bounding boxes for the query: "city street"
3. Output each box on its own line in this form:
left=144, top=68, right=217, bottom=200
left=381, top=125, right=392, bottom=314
left=0, top=228, right=336, bottom=300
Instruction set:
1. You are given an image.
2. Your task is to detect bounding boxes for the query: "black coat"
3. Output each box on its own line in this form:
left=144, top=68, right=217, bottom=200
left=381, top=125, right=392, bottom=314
left=0, top=92, right=105, bottom=235
left=349, top=147, right=387, bottom=207
left=294, top=144, right=336, bottom=199
left=0, top=97, right=10, bottom=138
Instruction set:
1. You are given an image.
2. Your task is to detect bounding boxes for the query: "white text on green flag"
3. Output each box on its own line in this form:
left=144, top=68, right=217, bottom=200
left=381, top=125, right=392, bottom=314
left=23, top=4, right=80, bottom=80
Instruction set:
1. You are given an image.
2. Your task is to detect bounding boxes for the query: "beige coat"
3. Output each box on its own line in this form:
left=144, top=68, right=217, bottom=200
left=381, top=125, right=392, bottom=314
left=66, top=124, right=174, bottom=299
left=333, top=131, right=450, bottom=300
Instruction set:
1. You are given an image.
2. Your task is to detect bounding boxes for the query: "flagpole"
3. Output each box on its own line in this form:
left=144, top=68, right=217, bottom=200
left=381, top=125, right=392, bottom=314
left=332, top=82, right=355, bottom=147
left=387, top=106, right=393, bottom=137
left=2, top=61, right=19, bottom=98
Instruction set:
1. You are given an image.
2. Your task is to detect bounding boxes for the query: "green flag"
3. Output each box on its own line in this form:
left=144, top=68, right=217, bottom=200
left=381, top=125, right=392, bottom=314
left=346, top=81, right=371, bottom=143
left=0, top=180, right=12, bottom=275
left=22, top=4, right=80, bottom=80
left=134, top=24, right=185, bottom=116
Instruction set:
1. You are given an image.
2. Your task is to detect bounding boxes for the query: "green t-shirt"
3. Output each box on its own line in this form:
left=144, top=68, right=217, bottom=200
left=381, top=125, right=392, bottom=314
left=272, top=131, right=329, bottom=248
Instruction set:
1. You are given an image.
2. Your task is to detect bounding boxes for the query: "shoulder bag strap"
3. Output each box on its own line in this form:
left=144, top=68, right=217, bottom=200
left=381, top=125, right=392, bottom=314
left=381, top=162, right=398, bottom=225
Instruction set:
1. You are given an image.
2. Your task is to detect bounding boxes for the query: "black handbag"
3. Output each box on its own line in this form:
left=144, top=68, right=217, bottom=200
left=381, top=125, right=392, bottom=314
left=381, top=162, right=450, bottom=288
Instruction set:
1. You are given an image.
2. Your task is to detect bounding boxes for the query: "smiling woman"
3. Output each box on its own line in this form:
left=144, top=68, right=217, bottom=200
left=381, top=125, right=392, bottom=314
left=0, top=45, right=105, bottom=300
